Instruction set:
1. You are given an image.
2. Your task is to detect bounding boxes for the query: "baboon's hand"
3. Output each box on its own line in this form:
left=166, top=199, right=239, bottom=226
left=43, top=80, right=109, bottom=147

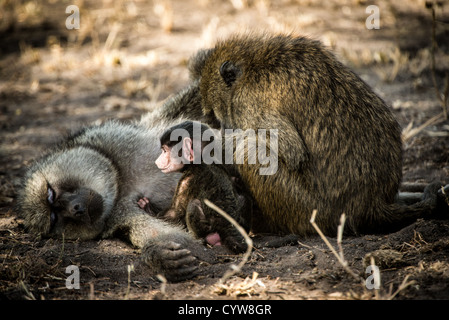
left=137, top=197, right=157, bottom=215
left=137, top=197, right=150, bottom=209
left=142, top=240, right=199, bottom=282
left=436, top=184, right=449, bottom=216
left=422, top=182, right=449, bottom=218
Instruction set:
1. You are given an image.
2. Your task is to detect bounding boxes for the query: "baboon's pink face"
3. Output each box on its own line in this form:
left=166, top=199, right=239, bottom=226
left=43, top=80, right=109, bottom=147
left=155, top=145, right=184, bottom=173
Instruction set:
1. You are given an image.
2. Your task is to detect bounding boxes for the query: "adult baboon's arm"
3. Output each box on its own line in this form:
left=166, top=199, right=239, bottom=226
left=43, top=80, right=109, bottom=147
left=103, top=197, right=215, bottom=282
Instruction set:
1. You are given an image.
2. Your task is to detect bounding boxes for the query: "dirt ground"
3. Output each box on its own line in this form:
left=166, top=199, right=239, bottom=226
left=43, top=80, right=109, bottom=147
left=1, top=0, right=449, bottom=301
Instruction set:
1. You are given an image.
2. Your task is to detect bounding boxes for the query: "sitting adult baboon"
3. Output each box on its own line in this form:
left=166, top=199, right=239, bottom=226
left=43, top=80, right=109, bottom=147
left=190, top=33, right=448, bottom=236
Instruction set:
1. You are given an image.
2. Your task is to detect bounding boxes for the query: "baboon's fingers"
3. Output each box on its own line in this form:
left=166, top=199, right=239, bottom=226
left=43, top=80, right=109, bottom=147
left=164, top=241, right=183, bottom=250
left=161, top=241, right=198, bottom=267
left=165, top=265, right=199, bottom=282
left=176, top=265, right=199, bottom=278
left=137, top=199, right=147, bottom=209
left=143, top=240, right=205, bottom=282
left=162, top=246, right=199, bottom=282
left=163, top=252, right=197, bottom=268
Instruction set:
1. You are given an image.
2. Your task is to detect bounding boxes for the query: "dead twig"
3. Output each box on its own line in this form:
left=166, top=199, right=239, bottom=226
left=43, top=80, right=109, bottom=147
left=204, top=199, right=253, bottom=284
left=387, top=275, right=416, bottom=300
left=401, top=111, right=446, bottom=142
left=212, top=272, right=266, bottom=297
left=125, top=264, right=134, bottom=300
left=156, top=274, right=167, bottom=295
left=310, top=210, right=363, bottom=283
left=20, top=281, right=36, bottom=300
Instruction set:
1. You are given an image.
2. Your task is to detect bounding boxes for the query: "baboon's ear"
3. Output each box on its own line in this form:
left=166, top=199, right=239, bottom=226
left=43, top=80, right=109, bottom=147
left=219, top=61, right=242, bottom=87
left=182, top=137, right=194, bottom=162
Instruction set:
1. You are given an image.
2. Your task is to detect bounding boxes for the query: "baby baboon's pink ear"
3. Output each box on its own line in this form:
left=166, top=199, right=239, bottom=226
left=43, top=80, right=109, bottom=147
left=182, top=137, right=194, bottom=162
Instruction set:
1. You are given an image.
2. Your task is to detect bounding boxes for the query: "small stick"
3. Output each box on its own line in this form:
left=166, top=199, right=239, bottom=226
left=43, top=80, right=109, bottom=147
left=20, top=281, right=36, bottom=300
left=125, top=264, right=134, bottom=300
left=204, top=199, right=253, bottom=283
left=388, top=275, right=416, bottom=300
left=156, top=274, right=167, bottom=295
left=337, top=213, right=346, bottom=262
left=370, top=256, right=380, bottom=299
left=402, top=111, right=445, bottom=142
left=310, top=210, right=362, bottom=282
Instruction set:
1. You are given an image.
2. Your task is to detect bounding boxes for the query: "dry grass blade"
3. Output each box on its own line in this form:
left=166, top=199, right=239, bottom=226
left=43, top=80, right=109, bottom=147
left=204, top=199, right=253, bottom=283
left=156, top=274, right=167, bottom=295
left=103, top=22, right=120, bottom=52
left=125, top=264, right=134, bottom=300
left=310, top=210, right=363, bottom=282
left=387, top=275, right=416, bottom=300
left=212, top=272, right=266, bottom=297
left=401, top=111, right=446, bottom=142
left=337, top=213, right=346, bottom=261
left=20, top=281, right=36, bottom=300
left=370, top=256, right=380, bottom=299
left=88, top=282, right=95, bottom=300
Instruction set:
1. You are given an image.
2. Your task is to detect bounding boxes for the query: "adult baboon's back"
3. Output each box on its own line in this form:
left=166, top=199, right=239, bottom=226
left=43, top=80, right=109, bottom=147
left=194, top=33, right=447, bottom=235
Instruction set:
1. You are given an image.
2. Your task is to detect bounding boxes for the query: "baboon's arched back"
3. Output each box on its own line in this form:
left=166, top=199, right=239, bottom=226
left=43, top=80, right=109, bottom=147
left=193, top=33, right=445, bottom=235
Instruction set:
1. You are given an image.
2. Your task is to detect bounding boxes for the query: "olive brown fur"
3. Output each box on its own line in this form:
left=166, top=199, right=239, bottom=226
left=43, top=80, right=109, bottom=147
left=193, top=33, right=447, bottom=236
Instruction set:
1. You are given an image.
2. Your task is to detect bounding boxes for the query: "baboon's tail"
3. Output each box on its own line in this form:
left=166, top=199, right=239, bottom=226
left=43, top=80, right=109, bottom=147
left=355, top=182, right=449, bottom=234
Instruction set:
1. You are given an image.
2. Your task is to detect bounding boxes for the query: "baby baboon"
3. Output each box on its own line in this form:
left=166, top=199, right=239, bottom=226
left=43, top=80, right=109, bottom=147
left=138, top=120, right=252, bottom=253
left=193, top=33, right=448, bottom=236
left=17, top=88, right=216, bottom=282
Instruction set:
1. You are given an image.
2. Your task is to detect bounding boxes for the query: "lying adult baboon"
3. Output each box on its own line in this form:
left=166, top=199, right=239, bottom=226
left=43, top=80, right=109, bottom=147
left=17, top=85, right=217, bottom=282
